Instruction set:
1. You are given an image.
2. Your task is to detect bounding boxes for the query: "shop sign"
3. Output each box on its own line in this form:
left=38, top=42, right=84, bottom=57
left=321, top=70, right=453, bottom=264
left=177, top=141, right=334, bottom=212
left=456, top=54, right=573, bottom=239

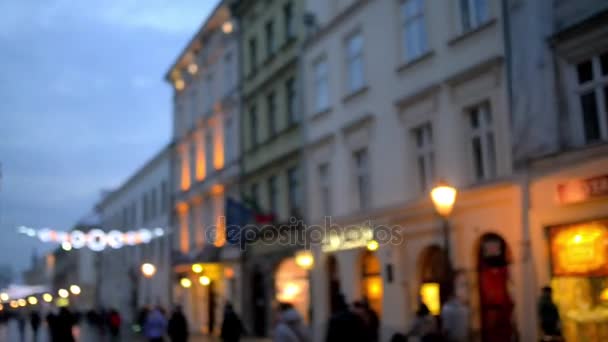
left=549, top=221, right=608, bottom=277
left=321, top=225, right=373, bottom=253
left=557, top=174, right=608, bottom=205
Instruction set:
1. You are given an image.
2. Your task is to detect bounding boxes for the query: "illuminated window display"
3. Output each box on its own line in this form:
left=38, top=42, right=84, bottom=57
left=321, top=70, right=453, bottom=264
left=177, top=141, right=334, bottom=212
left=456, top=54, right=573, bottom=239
left=275, top=258, right=310, bottom=322
left=549, top=220, right=608, bottom=341
left=361, top=250, right=383, bottom=316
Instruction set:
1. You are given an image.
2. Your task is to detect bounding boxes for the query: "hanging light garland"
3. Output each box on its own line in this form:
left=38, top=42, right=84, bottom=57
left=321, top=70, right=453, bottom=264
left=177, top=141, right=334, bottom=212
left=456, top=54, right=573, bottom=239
left=17, top=226, right=168, bottom=252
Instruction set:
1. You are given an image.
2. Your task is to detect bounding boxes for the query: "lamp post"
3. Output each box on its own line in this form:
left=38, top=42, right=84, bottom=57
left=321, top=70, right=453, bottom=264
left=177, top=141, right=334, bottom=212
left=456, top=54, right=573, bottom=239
left=430, top=181, right=457, bottom=301
left=141, top=263, right=157, bottom=305
left=295, top=250, right=314, bottom=322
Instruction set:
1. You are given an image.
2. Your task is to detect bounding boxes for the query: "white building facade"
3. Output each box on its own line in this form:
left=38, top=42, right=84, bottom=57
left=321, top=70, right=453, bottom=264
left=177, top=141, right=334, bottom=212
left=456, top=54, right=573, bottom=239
left=303, top=0, right=521, bottom=341
left=96, top=148, right=172, bottom=323
left=165, top=2, right=243, bottom=336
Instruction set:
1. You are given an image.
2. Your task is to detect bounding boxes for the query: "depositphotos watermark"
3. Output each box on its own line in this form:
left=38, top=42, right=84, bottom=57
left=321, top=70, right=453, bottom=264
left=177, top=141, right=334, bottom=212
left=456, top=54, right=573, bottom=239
left=202, top=216, right=405, bottom=250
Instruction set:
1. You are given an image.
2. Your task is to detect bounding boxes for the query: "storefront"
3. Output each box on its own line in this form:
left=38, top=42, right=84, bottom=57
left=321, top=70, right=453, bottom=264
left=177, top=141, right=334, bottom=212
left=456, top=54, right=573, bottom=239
left=529, top=157, right=608, bottom=341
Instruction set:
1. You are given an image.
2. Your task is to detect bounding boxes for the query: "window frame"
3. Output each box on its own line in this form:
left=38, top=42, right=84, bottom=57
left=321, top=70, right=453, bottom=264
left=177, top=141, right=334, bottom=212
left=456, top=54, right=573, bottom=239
left=460, top=0, right=489, bottom=32
left=318, top=162, right=331, bottom=217
left=345, top=31, right=365, bottom=94
left=401, top=0, right=428, bottom=62
left=411, top=122, right=435, bottom=192
left=353, top=148, right=371, bottom=210
left=467, top=102, right=497, bottom=182
left=571, top=52, right=608, bottom=144
left=313, top=57, right=330, bottom=113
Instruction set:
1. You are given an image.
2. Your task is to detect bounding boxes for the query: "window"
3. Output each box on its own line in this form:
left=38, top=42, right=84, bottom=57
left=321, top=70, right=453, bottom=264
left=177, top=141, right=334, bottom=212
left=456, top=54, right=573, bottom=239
left=265, top=20, right=275, bottom=57
left=224, top=52, right=233, bottom=95
left=319, top=163, right=331, bottom=216
left=574, top=52, right=608, bottom=143
left=284, top=2, right=295, bottom=40
left=460, top=0, right=488, bottom=31
left=251, top=183, right=259, bottom=208
left=469, top=103, right=496, bottom=181
left=249, top=38, right=257, bottom=74
left=286, top=78, right=297, bottom=124
left=314, top=58, right=329, bottom=112
left=268, top=175, right=278, bottom=217
left=412, top=123, right=434, bottom=192
left=224, top=117, right=233, bottom=163
left=205, top=73, right=214, bottom=113
left=161, top=181, right=168, bottom=211
left=249, top=106, right=258, bottom=147
left=346, top=32, right=365, bottom=93
left=205, top=131, right=214, bottom=174
left=353, top=149, right=371, bottom=209
left=267, top=91, right=277, bottom=136
left=150, top=189, right=157, bottom=218
left=401, top=0, right=427, bottom=61
left=287, top=167, right=301, bottom=217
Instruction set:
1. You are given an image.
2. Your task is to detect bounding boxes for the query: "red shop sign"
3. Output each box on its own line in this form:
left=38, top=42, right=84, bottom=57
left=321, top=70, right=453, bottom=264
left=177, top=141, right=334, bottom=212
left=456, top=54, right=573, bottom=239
left=557, top=174, right=608, bottom=205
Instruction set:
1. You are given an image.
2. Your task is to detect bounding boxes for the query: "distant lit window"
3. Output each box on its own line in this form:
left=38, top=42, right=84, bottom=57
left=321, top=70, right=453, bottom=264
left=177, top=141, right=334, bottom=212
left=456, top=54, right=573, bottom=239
left=468, top=102, right=496, bottom=181
left=460, top=0, right=488, bottom=31
left=412, top=123, right=434, bottom=192
left=574, top=52, right=608, bottom=143
left=346, top=32, right=365, bottom=93
left=401, top=0, right=427, bottom=61
left=314, top=57, right=330, bottom=112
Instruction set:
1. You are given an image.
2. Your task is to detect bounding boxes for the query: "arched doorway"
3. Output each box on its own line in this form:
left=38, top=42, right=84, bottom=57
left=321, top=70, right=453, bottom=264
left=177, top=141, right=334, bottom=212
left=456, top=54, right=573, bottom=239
left=477, top=233, right=514, bottom=342
left=360, top=250, right=382, bottom=316
left=327, top=254, right=341, bottom=314
left=417, top=245, right=448, bottom=315
left=275, top=258, right=309, bottom=322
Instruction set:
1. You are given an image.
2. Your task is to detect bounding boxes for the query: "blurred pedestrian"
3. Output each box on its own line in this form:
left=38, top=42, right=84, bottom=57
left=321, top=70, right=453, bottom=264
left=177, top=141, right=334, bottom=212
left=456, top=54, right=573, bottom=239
left=325, top=294, right=367, bottom=342
left=16, top=312, right=26, bottom=342
left=274, top=303, right=309, bottom=342
left=55, top=307, right=76, bottom=342
left=407, top=303, right=439, bottom=342
left=354, top=300, right=379, bottom=342
left=538, top=286, right=561, bottom=338
left=441, top=294, right=469, bottom=342
left=30, top=310, right=41, bottom=342
left=168, top=305, right=189, bottom=342
left=220, top=302, right=243, bottom=342
left=108, top=309, right=121, bottom=340
left=144, top=306, right=167, bottom=342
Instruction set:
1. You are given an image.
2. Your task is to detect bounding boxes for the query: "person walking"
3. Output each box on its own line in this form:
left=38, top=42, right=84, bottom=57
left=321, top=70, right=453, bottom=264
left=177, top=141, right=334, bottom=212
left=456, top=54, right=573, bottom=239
left=108, top=309, right=121, bottom=341
left=441, top=294, right=470, bottom=342
left=538, top=286, right=561, bottom=339
left=274, top=303, right=309, bottom=342
left=16, top=313, right=26, bottom=342
left=144, top=306, right=167, bottom=342
left=55, top=307, right=76, bottom=342
left=220, top=302, right=243, bottom=342
left=168, top=305, right=189, bottom=342
left=30, top=311, right=41, bottom=342
left=407, top=303, right=439, bottom=342
left=354, top=300, right=379, bottom=342
left=325, top=294, right=367, bottom=342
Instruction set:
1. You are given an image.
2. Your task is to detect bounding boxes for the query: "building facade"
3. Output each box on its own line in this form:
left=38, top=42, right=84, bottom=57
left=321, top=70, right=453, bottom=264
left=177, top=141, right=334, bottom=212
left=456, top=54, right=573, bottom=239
left=507, top=1, right=608, bottom=341
left=302, top=0, right=520, bottom=341
left=230, top=0, right=310, bottom=336
left=165, top=1, right=243, bottom=335
left=96, top=148, right=172, bottom=324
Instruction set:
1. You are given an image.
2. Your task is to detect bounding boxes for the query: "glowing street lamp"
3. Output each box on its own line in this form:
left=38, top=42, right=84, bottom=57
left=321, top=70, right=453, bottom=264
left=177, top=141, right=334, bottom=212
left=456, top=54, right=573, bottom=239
left=9, top=301, right=18, bottom=309
left=58, top=289, right=69, bottom=298
left=0, top=292, right=9, bottom=302
left=430, top=181, right=458, bottom=303
left=192, top=264, right=203, bottom=274
left=61, top=241, right=73, bottom=251
left=70, top=285, right=81, bottom=295
left=17, top=299, right=26, bottom=307
left=141, top=263, right=157, bottom=278
left=366, top=240, right=379, bottom=252
left=180, top=278, right=192, bottom=289
left=27, top=296, right=38, bottom=305
left=199, top=276, right=211, bottom=286
left=295, top=250, right=314, bottom=270
left=43, top=293, right=53, bottom=303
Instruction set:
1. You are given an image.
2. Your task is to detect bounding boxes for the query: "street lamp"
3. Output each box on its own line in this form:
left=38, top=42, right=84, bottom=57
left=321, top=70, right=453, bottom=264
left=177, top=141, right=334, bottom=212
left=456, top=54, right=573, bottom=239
left=295, top=250, right=314, bottom=322
left=141, top=263, right=157, bottom=278
left=430, top=181, right=457, bottom=302
left=199, top=275, right=211, bottom=286
left=70, top=285, right=81, bottom=295
left=0, top=292, right=9, bottom=302
left=27, top=296, right=38, bottom=305
left=180, top=278, right=192, bottom=289
left=43, top=293, right=53, bottom=303
left=58, top=289, right=69, bottom=298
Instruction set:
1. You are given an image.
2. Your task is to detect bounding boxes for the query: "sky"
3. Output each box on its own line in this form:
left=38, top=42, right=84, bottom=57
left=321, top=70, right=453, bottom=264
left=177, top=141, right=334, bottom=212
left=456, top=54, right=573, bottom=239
left=0, top=0, right=219, bottom=278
